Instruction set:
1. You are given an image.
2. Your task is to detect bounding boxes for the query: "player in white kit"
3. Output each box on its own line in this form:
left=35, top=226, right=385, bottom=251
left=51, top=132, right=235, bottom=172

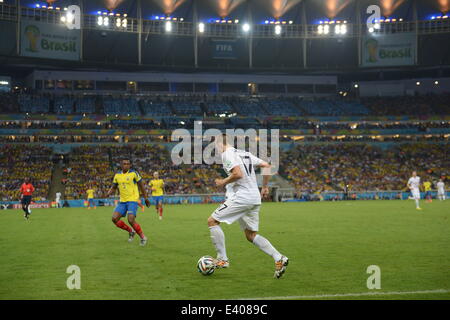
left=207, top=135, right=289, bottom=279
left=407, top=171, right=422, bottom=210
left=55, top=192, right=62, bottom=208
left=436, top=179, right=446, bottom=201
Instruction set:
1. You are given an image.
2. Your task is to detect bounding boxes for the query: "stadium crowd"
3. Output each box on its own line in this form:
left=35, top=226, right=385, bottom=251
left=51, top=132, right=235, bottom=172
left=0, top=145, right=52, bottom=201
left=281, top=142, right=449, bottom=193
left=63, top=144, right=224, bottom=200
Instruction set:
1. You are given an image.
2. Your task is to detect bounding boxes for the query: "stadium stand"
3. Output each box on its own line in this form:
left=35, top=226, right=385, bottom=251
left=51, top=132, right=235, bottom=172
left=0, top=145, right=53, bottom=201
left=103, top=97, right=141, bottom=116
left=280, top=143, right=449, bottom=193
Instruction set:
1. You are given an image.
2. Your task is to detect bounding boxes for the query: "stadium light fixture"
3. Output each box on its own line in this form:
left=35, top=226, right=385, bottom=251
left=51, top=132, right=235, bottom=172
left=434, top=81, right=439, bottom=85
left=275, top=25, right=282, bottom=35
left=318, top=25, right=324, bottom=34
left=354, top=84, right=359, bottom=88
left=242, top=23, right=250, bottom=33
left=198, top=22, right=205, bottom=33
left=416, top=81, right=421, bottom=86
left=165, top=21, right=172, bottom=32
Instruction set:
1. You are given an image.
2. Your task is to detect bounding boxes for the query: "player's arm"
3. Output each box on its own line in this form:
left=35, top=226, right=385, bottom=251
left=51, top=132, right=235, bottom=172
left=106, top=185, right=117, bottom=197
left=137, top=179, right=151, bottom=207
left=215, top=166, right=243, bottom=187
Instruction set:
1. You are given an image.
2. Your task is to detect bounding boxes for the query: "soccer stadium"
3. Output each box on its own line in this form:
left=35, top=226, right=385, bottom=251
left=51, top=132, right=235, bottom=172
left=0, top=0, right=449, bottom=304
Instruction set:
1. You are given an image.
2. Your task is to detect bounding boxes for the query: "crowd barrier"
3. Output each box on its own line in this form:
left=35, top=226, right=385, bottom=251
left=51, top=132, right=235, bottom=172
left=283, top=191, right=448, bottom=202
left=0, top=191, right=447, bottom=209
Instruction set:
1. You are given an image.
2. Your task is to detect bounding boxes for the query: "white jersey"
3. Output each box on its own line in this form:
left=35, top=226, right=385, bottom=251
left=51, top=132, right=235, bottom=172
left=437, top=181, right=445, bottom=193
left=55, top=192, right=61, bottom=201
left=408, top=176, right=420, bottom=191
left=221, top=147, right=264, bottom=205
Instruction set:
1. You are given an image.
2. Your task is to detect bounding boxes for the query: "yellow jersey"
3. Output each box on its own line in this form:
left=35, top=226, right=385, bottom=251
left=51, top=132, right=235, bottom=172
left=113, top=170, right=142, bottom=202
left=149, top=179, right=164, bottom=196
left=423, top=181, right=432, bottom=192
left=87, top=189, right=95, bottom=199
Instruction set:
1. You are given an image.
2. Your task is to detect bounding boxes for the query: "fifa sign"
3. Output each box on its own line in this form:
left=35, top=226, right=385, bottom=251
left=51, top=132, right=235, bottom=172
left=212, top=40, right=237, bottom=59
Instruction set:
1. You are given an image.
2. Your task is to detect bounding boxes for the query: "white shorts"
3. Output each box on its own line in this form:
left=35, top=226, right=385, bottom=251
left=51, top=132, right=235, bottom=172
left=411, top=189, right=420, bottom=200
left=437, top=190, right=445, bottom=196
left=211, top=200, right=260, bottom=232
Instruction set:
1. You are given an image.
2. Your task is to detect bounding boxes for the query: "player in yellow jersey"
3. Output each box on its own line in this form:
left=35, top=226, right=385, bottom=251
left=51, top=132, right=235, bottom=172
left=106, top=158, right=150, bottom=246
left=86, top=187, right=96, bottom=210
left=423, top=180, right=432, bottom=203
left=149, top=171, right=164, bottom=220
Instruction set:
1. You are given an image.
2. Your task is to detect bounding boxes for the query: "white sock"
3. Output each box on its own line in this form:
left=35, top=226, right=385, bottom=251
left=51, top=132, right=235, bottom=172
left=209, top=225, right=228, bottom=261
left=415, top=199, right=420, bottom=208
left=252, top=234, right=282, bottom=262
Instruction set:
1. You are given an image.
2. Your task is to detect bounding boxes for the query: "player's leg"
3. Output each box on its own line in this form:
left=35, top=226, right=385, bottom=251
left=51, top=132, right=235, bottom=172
left=21, top=198, right=28, bottom=219
left=207, top=201, right=242, bottom=266
left=126, top=202, right=147, bottom=246
left=207, top=216, right=229, bottom=267
left=240, top=206, right=289, bottom=279
left=158, top=198, right=163, bottom=220
left=414, top=191, right=421, bottom=210
left=112, top=203, right=135, bottom=241
left=208, top=201, right=250, bottom=268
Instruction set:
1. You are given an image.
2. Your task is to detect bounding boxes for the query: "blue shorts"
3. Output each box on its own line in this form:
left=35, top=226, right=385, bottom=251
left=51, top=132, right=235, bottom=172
left=425, top=191, right=432, bottom=198
left=115, top=201, right=139, bottom=217
left=153, top=196, right=164, bottom=205
left=88, top=199, right=95, bottom=206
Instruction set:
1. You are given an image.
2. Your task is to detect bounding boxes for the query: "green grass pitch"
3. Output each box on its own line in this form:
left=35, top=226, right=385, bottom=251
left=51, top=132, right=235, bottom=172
left=0, top=200, right=449, bottom=300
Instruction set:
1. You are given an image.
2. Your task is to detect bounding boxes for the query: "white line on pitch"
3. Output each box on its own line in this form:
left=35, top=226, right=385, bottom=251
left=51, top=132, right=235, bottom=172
left=235, top=289, right=450, bottom=300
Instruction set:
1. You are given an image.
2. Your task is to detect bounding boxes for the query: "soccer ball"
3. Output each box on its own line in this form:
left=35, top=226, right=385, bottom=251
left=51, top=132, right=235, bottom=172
left=197, top=256, right=215, bottom=276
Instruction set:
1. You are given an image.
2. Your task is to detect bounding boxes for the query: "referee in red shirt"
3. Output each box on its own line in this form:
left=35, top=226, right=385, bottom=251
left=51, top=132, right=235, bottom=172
left=20, top=178, right=35, bottom=220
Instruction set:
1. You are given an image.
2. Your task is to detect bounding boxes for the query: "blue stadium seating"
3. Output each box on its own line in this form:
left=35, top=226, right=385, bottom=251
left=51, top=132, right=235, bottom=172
left=103, top=97, right=140, bottom=116
left=262, top=100, right=302, bottom=116
left=75, top=97, right=96, bottom=114
left=141, top=100, right=172, bottom=116
left=206, top=102, right=234, bottom=115
left=231, top=102, right=265, bottom=117
left=54, top=96, right=75, bottom=114
left=172, top=102, right=202, bottom=115
left=299, top=99, right=369, bottom=116
left=18, top=95, right=50, bottom=113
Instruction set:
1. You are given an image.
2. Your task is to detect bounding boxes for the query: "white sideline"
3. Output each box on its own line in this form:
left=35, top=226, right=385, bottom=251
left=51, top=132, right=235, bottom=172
left=235, top=289, right=450, bottom=300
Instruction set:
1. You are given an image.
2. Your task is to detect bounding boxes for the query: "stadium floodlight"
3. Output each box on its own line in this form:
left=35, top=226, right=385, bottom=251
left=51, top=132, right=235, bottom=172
left=354, top=84, right=359, bottom=88
left=416, top=81, right=421, bottom=86
left=274, top=25, right=282, bottom=35
left=198, top=22, right=205, bottom=33
left=434, top=81, right=439, bottom=85
left=242, top=23, right=250, bottom=33
left=165, top=21, right=172, bottom=32
left=335, top=25, right=341, bottom=34
left=318, top=25, right=323, bottom=34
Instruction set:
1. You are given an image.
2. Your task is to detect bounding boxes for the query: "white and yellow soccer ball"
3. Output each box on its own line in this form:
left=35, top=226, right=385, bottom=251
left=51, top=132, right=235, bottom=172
left=197, top=256, right=215, bottom=276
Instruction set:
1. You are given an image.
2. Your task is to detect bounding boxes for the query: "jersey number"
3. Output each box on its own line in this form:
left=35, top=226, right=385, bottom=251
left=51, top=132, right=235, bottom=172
left=239, top=156, right=253, bottom=176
